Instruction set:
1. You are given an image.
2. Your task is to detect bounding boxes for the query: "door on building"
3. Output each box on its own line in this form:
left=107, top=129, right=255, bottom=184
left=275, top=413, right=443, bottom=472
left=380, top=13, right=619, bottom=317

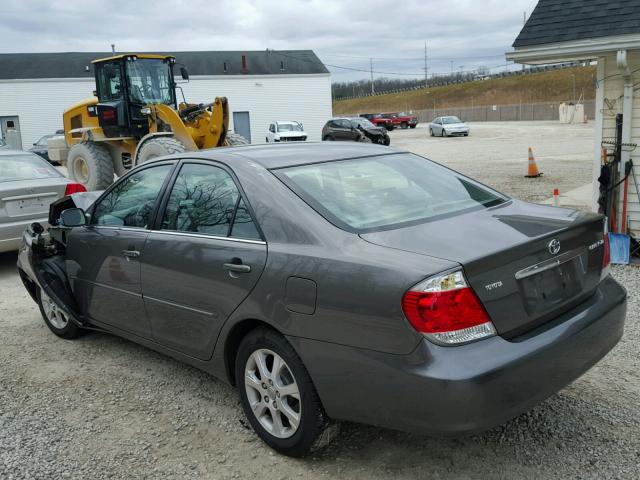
left=0, top=116, right=22, bottom=150
left=232, top=111, right=251, bottom=143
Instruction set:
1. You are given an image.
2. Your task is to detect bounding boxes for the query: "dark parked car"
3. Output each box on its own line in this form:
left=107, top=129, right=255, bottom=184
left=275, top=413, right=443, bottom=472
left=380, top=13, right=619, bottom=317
left=28, top=130, right=64, bottom=163
left=322, top=117, right=390, bottom=145
left=18, top=143, right=625, bottom=457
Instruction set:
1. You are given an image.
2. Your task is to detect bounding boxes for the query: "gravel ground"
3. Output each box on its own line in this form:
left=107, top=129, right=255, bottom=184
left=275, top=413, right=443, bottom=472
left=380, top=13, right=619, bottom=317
left=2, top=122, right=639, bottom=479
left=393, top=121, right=595, bottom=209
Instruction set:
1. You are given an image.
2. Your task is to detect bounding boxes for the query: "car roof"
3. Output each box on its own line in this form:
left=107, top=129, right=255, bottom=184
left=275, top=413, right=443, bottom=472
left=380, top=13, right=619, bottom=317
left=0, top=149, right=39, bottom=157
left=158, top=142, right=405, bottom=169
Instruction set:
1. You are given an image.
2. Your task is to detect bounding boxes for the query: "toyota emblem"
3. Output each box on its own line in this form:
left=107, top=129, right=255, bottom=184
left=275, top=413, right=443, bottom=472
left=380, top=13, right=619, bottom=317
left=548, top=238, right=561, bottom=255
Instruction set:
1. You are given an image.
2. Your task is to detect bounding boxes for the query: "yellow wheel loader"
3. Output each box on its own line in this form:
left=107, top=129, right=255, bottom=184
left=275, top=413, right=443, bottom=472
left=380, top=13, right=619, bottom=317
left=48, top=54, right=247, bottom=190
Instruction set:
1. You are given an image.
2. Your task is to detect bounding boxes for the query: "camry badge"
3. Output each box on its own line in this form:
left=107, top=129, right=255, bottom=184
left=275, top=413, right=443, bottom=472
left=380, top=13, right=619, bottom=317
left=548, top=238, right=561, bottom=255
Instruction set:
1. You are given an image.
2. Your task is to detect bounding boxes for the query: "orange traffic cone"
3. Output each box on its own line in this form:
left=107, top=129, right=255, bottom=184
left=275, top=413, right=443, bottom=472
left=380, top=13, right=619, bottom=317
left=525, top=147, right=542, bottom=178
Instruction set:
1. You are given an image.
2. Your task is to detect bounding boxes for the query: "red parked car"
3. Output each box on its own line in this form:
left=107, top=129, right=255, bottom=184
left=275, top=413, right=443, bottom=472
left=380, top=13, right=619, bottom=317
left=385, top=112, right=418, bottom=129
left=359, top=113, right=394, bottom=131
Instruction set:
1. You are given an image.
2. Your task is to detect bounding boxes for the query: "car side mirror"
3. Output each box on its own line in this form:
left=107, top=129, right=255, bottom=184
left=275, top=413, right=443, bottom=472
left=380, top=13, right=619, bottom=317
left=180, top=67, right=189, bottom=80
left=59, top=208, right=86, bottom=227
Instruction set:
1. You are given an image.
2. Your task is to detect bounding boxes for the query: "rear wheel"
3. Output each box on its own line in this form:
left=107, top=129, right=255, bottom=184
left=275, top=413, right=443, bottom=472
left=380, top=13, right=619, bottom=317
left=225, top=132, right=250, bottom=146
left=323, top=135, right=335, bottom=141
left=401, top=122, right=408, bottom=129
left=441, top=128, right=447, bottom=137
left=136, top=137, right=186, bottom=165
left=409, top=124, right=417, bottom=129
left=37, top=288, right=83, bottom=339
left=67, top=142, right=114, bottom=190
left=236, top=328, right=336, bottom=457
left=429, top=128, right=434, bottom=137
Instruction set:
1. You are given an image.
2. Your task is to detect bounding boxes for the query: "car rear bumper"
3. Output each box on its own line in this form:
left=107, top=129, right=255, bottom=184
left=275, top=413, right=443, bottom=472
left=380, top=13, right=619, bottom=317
left=0, top=218, right=47, bottom=253
left=289, top=275, right=626, bottom=435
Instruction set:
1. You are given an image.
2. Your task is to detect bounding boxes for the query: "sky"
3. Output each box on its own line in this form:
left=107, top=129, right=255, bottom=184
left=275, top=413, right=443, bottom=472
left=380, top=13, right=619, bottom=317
left=0, top=0, right=540, bottom=81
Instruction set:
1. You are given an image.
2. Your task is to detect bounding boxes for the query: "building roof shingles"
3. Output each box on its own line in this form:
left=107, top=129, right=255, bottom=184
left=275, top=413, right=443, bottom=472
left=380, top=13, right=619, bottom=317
left=0, top=50, right=329, bottom=80
left=513, top=0, right=640, bottom=48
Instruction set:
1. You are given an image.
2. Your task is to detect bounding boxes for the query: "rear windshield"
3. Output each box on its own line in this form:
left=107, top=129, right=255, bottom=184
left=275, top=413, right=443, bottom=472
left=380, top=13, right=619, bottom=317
left=0, top=154, right=62, bottom=182
left=276, top=153, right=506, bottom=232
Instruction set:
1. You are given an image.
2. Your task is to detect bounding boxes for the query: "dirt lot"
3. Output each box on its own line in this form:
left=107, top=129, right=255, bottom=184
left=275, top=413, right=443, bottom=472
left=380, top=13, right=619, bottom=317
left=1, top=122, right=639, bottom=479
left=392, top=121, right=595, bottom=208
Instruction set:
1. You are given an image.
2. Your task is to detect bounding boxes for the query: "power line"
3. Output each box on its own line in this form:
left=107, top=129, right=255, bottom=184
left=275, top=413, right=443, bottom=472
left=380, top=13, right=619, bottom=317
left=270, top=49, right=516, bottom=77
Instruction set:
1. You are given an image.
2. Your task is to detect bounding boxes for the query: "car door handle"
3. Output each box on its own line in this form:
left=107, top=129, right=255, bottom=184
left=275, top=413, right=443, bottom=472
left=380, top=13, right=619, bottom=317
left=223, top=263, right=251, bottom=273
left=122, top=249, right=141, bottom=258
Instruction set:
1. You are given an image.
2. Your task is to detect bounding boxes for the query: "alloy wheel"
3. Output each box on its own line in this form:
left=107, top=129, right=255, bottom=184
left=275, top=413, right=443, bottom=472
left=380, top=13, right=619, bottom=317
left=41, top=290, right=70, bottom=330
left=244, top=348, right=301, bottom=439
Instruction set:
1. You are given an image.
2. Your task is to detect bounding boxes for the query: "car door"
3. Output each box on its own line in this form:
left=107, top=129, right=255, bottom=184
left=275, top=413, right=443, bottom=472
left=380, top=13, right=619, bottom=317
left=140, top=160, right=267, bottom=360
left=432, top=118, right=442, bottom=135
left=65, top=162, right=175, bottom=338
left=337, top=119, right=354, bottom=140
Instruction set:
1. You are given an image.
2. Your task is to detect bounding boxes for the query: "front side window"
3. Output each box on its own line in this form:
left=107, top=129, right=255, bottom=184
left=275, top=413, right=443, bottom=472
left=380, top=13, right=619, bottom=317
left=92, top=164, right=172, bottom=228
left=161, top=163, right=261, bottom=240
left=126, top=58, right=174, bottom=105
left=276, top=154, right=506, bottom=232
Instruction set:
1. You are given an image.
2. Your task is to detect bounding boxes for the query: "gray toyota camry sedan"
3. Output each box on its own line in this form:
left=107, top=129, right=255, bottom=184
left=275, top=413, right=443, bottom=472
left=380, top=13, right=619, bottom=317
left=17, top=143, right=626, bottom=457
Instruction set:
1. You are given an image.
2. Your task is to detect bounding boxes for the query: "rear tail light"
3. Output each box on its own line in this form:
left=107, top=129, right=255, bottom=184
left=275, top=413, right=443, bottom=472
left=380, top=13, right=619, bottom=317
left=65, top=183, right=87, bottom=195
left=602, top=218, right=611, bottom=279
left=402, top=270, right=496, bottom=346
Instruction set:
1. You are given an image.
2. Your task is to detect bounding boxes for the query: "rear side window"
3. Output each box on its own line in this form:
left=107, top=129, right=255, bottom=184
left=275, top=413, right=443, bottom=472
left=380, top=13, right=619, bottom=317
left=161, top=163, right=261, bottom=240
left=92, top=164, right=172, bottom=228
left=276, top=154, right=506, bottom=232
left=0, top=153, right=62, bottom=182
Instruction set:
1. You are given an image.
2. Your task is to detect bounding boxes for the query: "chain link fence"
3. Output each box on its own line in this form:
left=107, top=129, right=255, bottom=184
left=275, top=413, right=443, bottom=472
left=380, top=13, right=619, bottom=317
left=409, top=100, right=595, bottom=123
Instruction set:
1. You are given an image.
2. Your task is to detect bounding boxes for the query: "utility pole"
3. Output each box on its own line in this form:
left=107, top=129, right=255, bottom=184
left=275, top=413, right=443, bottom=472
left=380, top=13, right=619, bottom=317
left=424, top=41, right=428, bottom=88
left=370, top=58, right=375, bottom=95
left=571, top=74, right=576, bottom=103
left=450, top=60, right=454, bottom=76
left=111, top=43, right=116, bottom=55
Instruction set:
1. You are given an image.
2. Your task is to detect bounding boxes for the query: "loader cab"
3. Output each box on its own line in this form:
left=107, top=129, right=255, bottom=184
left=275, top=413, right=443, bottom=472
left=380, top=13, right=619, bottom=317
left=93, top=55, right=178, bottom=139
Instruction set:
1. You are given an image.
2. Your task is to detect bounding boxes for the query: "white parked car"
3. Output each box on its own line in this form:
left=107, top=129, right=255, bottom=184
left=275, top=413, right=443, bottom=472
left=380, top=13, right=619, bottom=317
left=266, top=121, right=307, bottom=142
left=429, top=116, right=470, bottom=137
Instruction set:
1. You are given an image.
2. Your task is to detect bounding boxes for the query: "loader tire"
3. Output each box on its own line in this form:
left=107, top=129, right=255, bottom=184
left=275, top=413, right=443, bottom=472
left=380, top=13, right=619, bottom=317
left=225, top=132, right=250, bottom=146
left=67, top=142, right=114, bottom=191
left=136, top=137, right=186, bottom=165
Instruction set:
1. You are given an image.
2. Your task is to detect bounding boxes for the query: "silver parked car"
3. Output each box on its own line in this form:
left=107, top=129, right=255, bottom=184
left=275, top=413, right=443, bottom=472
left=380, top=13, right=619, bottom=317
left=430, top=116, right=470, bottom=137
left=0, top=150, right=85, bottom=252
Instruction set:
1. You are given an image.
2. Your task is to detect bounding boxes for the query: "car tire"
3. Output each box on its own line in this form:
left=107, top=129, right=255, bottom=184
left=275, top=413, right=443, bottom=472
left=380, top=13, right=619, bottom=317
left=36, top=288, right=83, bottom=340
left=137, top=137, right=186, bottom=166
left=236, top=327, right=337, bottom=457
left=429, top=128, right=434, bottom=137
left=225, top=132, right=250, bottom=146
left=67, top=142, right=114, bottom=190
left=383, top=136, right=391, bottom=146
left=409, top=125, right=417, bottom=129
left=401, top=122, right=408, bottom=129
left=442, top=129, right=447, bottom=137
left=323, top=135, right=334, bottom=141
left=266, top=137, right=269, bottom=142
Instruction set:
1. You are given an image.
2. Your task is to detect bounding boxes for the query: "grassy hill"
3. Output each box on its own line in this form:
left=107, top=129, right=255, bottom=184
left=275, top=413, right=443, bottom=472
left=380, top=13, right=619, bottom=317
left=333, top=66, right=596, bottom=115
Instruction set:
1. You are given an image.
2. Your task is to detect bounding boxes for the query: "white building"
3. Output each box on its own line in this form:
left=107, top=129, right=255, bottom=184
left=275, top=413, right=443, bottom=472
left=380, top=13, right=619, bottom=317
left=508, top=0, right=640, bottom=238
left=0, top=50, right=331, bottom=149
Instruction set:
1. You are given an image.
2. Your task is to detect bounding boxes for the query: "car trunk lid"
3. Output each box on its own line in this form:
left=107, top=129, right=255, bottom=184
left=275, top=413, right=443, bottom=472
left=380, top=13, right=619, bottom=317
left=0, top=179, right=66, bottom=224
left=360, top=200, right=607, bottom=338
